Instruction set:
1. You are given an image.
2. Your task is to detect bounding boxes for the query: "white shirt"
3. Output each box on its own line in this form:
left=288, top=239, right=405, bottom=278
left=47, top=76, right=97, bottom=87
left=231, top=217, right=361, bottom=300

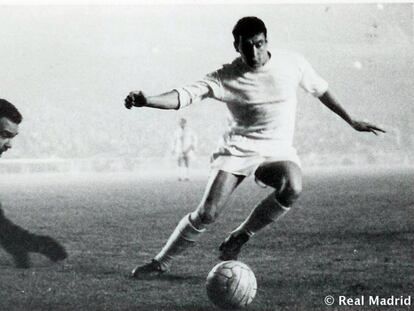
left=173, top=127, right=197, bottom=155
left=174, top=50, right=328, bottom=146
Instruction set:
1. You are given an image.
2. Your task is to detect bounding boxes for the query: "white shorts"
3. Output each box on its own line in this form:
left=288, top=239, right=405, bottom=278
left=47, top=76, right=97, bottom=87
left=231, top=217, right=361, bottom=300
left=210, top=134, right=301, bottom=177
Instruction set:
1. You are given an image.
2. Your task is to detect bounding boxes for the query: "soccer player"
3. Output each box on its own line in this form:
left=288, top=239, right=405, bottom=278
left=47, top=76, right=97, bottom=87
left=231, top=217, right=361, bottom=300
left=125, top=16, right=385, bottom=277
left=0, top=99, right=67, bottom=268
left=172, top=118, right=198, bottom=181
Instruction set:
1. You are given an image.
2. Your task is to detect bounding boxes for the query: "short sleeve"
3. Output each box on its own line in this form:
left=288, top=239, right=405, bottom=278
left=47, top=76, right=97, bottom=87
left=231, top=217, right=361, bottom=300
left=298, top=56, right=328, bottom=97
left=173, top=71, right=222, bottom=109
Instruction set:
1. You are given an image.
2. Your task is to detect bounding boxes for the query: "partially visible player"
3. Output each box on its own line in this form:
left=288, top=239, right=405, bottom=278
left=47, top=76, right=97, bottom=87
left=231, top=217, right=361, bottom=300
left=172, top=118, right=198, bottom=181
left=125, top=16, right=385, bottom=278
left=0, top=99, right=67, bottom=268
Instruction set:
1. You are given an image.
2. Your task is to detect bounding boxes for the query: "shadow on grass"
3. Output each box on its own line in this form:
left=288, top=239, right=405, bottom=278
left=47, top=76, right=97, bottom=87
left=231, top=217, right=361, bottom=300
left=128, top=273, right=204, bottom=282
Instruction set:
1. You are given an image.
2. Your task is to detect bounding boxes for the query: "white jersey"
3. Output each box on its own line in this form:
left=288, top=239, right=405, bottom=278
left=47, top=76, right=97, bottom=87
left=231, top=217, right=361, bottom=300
left=174, top=49, right=327, bottom=174
left=175, top=50, right=327, bottom=145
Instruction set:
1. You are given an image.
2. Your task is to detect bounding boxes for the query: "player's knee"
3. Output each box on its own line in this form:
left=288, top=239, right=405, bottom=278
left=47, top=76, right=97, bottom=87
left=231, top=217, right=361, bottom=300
left=197, top=202, right=220, bottom=225
left=198, top=210, right=217, bottom=225
left=291, top=180, right=302, bottom=197
left=278, top=181, right=302, bottom=206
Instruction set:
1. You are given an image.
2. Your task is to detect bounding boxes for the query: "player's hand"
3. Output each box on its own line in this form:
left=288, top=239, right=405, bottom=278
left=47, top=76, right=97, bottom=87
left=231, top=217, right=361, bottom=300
left=124, top=91, right=147, bottom=109
left=351, top=120, right=386, bottom=135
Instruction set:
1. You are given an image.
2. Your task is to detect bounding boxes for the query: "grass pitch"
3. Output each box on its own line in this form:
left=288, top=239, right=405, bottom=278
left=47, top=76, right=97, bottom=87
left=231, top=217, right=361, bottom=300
left=0, top=167, right=413, bottom=311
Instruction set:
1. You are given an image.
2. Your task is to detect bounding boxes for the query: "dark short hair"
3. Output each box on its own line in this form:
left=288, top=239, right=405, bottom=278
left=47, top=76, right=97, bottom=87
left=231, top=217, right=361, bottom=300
left=232, top=16, right=267, bottom=45
left=0, top=99, right=23, bottom=124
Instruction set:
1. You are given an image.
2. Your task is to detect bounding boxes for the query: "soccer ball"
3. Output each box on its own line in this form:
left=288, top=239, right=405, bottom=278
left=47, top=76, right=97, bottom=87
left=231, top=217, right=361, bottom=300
left=206, top=260, right=257, bottom=309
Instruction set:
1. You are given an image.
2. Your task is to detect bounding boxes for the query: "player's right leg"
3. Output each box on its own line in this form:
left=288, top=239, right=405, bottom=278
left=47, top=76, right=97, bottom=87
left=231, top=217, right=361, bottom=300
left=131, top=170, right=244, bottom=278
left=219, top=161, right=302, bottom=260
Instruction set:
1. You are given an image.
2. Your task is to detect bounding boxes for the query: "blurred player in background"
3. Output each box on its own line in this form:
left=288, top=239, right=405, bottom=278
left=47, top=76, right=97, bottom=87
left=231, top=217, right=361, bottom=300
left=0, top=99, right=67, bottom=268
left=172, top=118, right=198, bottom=181
left=125, top=16, right=385, bottom=277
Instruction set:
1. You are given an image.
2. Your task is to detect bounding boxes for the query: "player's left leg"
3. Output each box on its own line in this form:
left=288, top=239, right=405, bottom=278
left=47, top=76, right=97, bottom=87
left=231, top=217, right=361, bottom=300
left=219, top=161, right=302, bottom=260
left=131, top=170, right=244, bottom=278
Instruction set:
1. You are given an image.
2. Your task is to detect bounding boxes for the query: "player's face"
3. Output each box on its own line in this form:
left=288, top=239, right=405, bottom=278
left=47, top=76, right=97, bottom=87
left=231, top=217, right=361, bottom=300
left=235, top=33, right=269, bottom=69
left=0, top=117, right=19, bottom=157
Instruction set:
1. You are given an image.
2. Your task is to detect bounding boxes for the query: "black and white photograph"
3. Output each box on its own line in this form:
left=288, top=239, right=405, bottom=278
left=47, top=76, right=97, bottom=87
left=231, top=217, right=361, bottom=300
left=0, top=1, right=412, bottom=310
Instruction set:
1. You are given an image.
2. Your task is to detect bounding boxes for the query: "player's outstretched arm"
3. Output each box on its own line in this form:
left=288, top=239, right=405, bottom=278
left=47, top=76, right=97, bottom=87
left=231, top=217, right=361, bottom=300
left=318, top=90, right=386, bottom=135
left=124, top=90, right=179, bottom=110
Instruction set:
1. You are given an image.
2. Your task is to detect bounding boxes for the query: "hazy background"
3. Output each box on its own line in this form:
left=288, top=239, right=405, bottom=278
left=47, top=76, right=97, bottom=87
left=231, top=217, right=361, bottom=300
left=0, top=3, right=412, bottom=172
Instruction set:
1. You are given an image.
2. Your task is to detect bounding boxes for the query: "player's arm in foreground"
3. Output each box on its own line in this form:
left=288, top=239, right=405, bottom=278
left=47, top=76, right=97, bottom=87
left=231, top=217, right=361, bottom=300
left=318, top=90, right=386, bottom=135
left=124, top=90, right=180, bottom=110
left=124, top=83, right=212, bottom=110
